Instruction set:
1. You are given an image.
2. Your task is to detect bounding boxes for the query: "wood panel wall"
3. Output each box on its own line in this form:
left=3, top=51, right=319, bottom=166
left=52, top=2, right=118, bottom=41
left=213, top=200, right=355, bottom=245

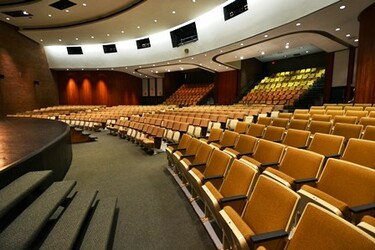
left=54, top=70, right=142, bottom=106
left=355, top=3, right=375, bottom=103
left=0, top=21, right=58, bottom=116
left=214, top=70, right=239, bottom=104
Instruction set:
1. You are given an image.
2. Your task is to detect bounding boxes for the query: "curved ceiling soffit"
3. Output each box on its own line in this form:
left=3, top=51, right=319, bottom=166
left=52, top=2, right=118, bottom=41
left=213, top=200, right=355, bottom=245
left=19, top=0, right=145, bottom=30
left=0, top=0, right=40, bottom=7
left=213, top=30, right=356, bottom=69
left=135, top=63, right=216, bottom=79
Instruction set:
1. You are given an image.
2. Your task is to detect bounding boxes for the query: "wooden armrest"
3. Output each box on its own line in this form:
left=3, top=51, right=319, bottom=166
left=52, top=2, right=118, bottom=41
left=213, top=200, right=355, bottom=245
left=293, top=177, right=318, bottom=185
left=260, top=162, right=279, bottom=168
left=250, top=230, right=288, bottom=245
left=189, top=162, right=207, bottom=168
left=180, top=154, right=195, bottom=159
left=203, top=175, right=223, bottom=181
left=273, top=140, right=282, bottom=143
left=237, top=152, right=254, bottom=157
left=220, top=195, right=247, bottom=204
left=208, top=139, right=220, bottom=143
left=298, top=145, right=308, bottom=149
left=349, top=203, right=375, bottom=214
left=324, top=154, right=341, bottom=159
left=172, top=147, right=186, bottom=153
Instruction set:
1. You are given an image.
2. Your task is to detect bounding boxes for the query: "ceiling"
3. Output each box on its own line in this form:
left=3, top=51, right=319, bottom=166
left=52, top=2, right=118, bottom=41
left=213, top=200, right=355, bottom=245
left=1, top=0, right=374, bottom=78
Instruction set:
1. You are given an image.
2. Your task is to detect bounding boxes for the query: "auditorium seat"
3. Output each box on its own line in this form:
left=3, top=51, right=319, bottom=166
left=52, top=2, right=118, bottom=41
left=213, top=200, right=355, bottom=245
left=261, top=203, right=375, bottom=250
left=362, top=125, right=375, bottom=141
left=357, top=215, right=375, bottom=237
left=359, top=117, right=375, bottom=129
left=166, top=134, right=192, bottom=167
left=257, top=117, right=272, bottom=126
left=234, top=121, right=250, bottom=134
left=172, top=138, right=202, bottom=171
left=333, top=115, right=358, bottom=125
left=177, top=142, right=215, bottom=184
left=293, top=113, right=310, bottom=120
left=219, top=175, right=300, bottom=250
left=224, top=134, right=258, bottom=159
left=211, top=130, right=239, bottom=150
left=201, top=159, right=259, bottom=225
left=271, top=118, right=289, bottom=128
left=308, top=120, right=333, bottom=135
left=332, top=123, right=363, bottom=143
left=187, top=149, right=233, bottom=200
left=297, top=158, right=375, bottom=222
left=282, top=129, right=310, bottom=148
left=310, top=114, right=332, bottom=122
left=246, top=123, right=266, bottom=138
left=341, top=138, right=375, bottom=169
left=307, top=133, right=345, bottom=159
left=241, top=139, right=285, bottom=171
left=288, top=119, right=309, bottom=130
left=262, top=126, right=285, bottom=142
left=263, top=147, right=325, bottom=190
left=200, top=127, right=223, bottom=143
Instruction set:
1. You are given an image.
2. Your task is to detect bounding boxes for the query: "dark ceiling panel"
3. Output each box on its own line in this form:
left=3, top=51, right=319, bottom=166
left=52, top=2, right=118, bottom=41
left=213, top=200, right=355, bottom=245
left=49, top=0, right=76, bottom=10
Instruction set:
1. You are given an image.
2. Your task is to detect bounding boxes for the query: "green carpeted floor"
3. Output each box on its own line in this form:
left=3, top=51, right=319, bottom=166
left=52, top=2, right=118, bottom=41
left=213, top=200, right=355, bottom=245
left=63, top=131, right=215, bottom=249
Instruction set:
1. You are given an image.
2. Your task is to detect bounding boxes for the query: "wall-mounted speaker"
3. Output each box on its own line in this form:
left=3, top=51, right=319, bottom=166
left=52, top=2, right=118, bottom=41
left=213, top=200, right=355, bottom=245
left=67, top=46, right=83, bottom=55
left=103, top=44, right=117, bottom=53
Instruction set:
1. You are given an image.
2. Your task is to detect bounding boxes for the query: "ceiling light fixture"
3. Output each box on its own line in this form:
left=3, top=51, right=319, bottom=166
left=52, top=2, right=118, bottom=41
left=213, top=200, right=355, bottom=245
left=172, top=10, right=176, bottom=14
left=91, top=36, right=94, bottom=39
left=354, top=39, right=359, bottom=42
left=296, top=23, right=301, bottom=26
left=83, top=3, right=87, bottom=7
left=121, top=30, right=125, bottom=34
left=65, top=9, right=69, bottom=13
left=335, top=27, right=341, bottom=31
left=6, top=17, right=10, bottom=21
left=264, top=34, right=268, bottom=38
left=340, top=5, right=346, bottom=10
left=346, top=34, right=351, bottom=37
left=137, top=26, right=140, bottom=29
left=154, top=19, right=157, bottom=23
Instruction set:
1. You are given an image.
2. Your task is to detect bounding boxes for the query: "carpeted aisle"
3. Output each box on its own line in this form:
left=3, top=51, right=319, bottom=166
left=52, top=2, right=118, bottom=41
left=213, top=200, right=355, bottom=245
left=63, top=131, right=215, bottom=249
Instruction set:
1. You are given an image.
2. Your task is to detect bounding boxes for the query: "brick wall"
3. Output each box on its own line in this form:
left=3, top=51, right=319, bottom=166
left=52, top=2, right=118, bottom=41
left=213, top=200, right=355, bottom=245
left=0, top=21, right=59, bottom=116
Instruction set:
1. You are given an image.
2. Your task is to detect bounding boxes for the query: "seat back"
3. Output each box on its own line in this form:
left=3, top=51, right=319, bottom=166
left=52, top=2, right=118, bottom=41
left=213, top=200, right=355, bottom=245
left=271, top=118, right=289, bottom=128
left=333, top=115, right=358, bottom=125
left=243, top=175, right=300, bottom=237
left=293, top=113, right=310, bottom=120
left=234, top=121, right=250, bottom=134
left=311, top=114, right=332, bottom=122
left=232, top=134, right=258, bottom=155
left=318, top=158, right=375, bottom=208
left=308, top=121, right=333, bottom=135
left=278, top=113, right=293, bottom=119
left=206, top=128, right=223, bottom=142
left=332, top=123, right=363, bottom=142
left=345, top=110, right=368, bottom=120
left=362, top=125, right=375, bottom=141
left=286, top=203, right=375, bottom=250
left=272, top=147, right=325, bottom=182
left=247, top=123, right=266, bottom=137
left=192, top=142, right=215, bottom=166
left=359, top=117, right=375, bottom=129
left=288, top=119, right=309, bottom=130
left=308, top=133, right=344, bottom=157
left=257, top=117, right=272, bottom=126
left=218, top=130, right=239, bottom=148
left=262, top=126, right=285, bottom=142
left=184, top=138, right=202, bottom=156
left=341, top=138, right=375, bottom=169
left=203, top=150, right=234, bottom=189
left=282, top=129, right=310, bottom=148
left=252, top=139, right=286, bottom=165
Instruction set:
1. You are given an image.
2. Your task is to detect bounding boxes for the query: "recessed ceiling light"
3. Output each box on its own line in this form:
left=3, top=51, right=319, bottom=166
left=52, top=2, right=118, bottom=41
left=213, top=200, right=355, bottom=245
left=306, top=50, right=309, bottom=53
left=261, top=51, right=265, bottom=55
left=137, top=26, right=140, bottom=29
left=240, top=56, right=244, bottom=60
left=285, top=45, right=289, bottom=49
left=240, top=43, right=244, bottom=46
left=75, top=37, right=78, bottom=40
left=204, top=54, right=207, bottom=56
left=191, top=57, right=194, bottom=60
left=97, top=68, right=99, bottom=70
left=121, top=30, right=125, bottom=34
left=107, top=34, right=110, bottom=37
left=66, top=69, right=69, bottom=71
left=172, top=10, right=176, bottom=14
left=6, top=17, right=10, bottom=20
left=354, top=39, right=359, bottom=42
left=81, top=68, right=84, bottom=71
left=220, top=50, right=223, bottom=53
left=83, top=3, right=87, bottom=7
left=58, top=38, right=62, bottom=42
left=168, top=69, right=171, bottom=72
left=48, top=14, right=52, bottom=17
left=178, top=60, right=181, bottom=62
left=346, top=34, right=351, bottom=37
left=335, top=27, right=341, bottom=31
left=155, top=71, right=159, bottom=73
left=40, top=39, right=43, bottom=42
left=340, top=5, right=346, bottom=10
left=65, top=9, right=69, bottom=13
left=154, top=19, right=157, bottom=23
left=264, top=34, right=268, bottom=38
left=296, top=23, right=301, bottom=26
left=192, top=0, right=196, bottom=2
left=91, top=36, right=94, bottom=39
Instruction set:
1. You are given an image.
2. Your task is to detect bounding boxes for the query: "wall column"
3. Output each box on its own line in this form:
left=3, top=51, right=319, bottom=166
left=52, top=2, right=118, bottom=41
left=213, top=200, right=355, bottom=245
left=355, top=3, right=375, bottom=103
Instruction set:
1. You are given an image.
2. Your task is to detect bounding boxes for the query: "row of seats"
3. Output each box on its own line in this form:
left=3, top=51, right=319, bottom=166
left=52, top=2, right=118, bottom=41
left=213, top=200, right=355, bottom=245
left=0, top=170, right=117, bottom=249
left=163, top=83, right=214, bottom=106
left=239, top=68, right=325, bottom=105
left=166, top=132, right=375, bottom=249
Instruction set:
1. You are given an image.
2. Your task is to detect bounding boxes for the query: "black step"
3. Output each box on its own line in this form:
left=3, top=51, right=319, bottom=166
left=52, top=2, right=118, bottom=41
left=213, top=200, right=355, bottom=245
left=80, top=197, right=118, bottom=250
left=0, top=180, right=76, bottom=250
left=0, top=170, right=52, bottom=220
left=40, top=190, right=98, bottom=249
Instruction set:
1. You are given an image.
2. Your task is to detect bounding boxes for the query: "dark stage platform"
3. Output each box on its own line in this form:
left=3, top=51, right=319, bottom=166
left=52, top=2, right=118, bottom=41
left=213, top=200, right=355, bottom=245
left=0, top=117, right=72, bottom=188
